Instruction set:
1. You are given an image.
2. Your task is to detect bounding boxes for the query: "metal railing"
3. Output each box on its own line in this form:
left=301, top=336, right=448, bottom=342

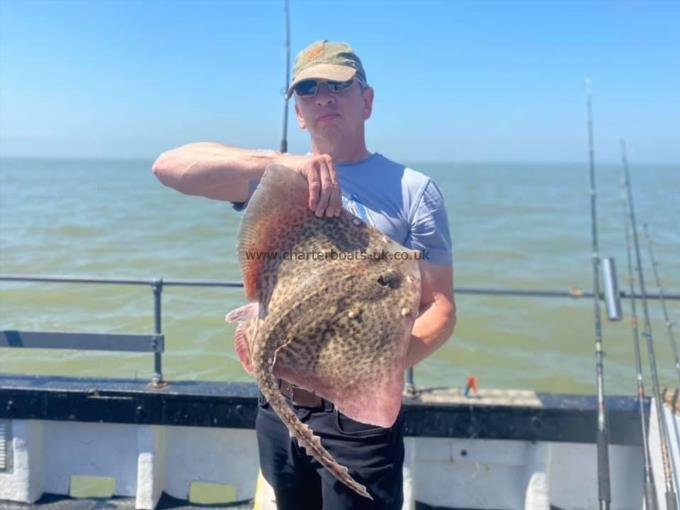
left=1, top=273, right=678, bottom=388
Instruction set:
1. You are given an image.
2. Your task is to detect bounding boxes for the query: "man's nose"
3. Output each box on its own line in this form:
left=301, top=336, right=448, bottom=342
left=315, top=85, right=335, bottom=106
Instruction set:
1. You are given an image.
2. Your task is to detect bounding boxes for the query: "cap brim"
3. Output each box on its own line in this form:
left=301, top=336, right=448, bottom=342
left=286, top=64, right=357, bottom=97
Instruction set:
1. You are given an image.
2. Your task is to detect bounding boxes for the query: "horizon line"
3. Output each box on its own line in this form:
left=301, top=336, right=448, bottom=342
left=1, top=155, right=678, bottom=167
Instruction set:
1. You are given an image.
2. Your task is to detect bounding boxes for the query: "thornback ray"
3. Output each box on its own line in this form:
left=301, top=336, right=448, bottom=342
left=226, top=164, right=421, bottom=499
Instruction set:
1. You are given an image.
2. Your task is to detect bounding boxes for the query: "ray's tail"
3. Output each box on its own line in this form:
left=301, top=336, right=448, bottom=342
left=256, top=361, right=372, bottom=500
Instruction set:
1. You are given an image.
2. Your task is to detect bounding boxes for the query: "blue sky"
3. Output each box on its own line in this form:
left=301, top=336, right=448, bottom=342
left=1, top=0, right=678, bottom=163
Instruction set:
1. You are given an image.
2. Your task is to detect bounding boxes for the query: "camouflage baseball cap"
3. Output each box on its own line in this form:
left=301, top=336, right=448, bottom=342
left=287, top=40, right=367, bottom=97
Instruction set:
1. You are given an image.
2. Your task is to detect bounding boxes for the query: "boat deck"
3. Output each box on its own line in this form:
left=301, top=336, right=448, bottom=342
left=0, top=494, right=534, bottom=510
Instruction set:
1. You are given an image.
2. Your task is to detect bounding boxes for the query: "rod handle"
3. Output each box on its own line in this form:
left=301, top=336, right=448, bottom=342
left=644, top=480, right=658, bottom=510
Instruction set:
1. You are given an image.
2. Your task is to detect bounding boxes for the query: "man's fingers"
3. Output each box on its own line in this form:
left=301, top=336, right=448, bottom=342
left=315, top=160, right=334, bottom=217
left=325, top=157, right=342, bottom=217
left=326, top=155, right=338, bottom=187
left=306, top=165, right=321, bottom=210
left=327, top=184, right=343, bottom=217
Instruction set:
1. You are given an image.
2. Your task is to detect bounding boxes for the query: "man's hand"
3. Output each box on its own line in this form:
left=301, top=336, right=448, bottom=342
left=274, top=154, right=342, bottom=217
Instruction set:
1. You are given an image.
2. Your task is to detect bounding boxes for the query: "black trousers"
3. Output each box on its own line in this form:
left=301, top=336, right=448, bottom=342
left=256, top=393, right=405, bottom=510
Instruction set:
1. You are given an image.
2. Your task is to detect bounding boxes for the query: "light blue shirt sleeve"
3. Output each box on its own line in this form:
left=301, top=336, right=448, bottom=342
left=406, top=180, right=453, bottom=266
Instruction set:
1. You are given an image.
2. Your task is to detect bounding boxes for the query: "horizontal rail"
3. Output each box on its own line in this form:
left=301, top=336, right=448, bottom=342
left=0, top=274, right=243, bottom=288
left=458, top=287, right=680, bottom=300
left=1, top=274, right=678, bottom=300
left=0, top=330, right=164, bottom=353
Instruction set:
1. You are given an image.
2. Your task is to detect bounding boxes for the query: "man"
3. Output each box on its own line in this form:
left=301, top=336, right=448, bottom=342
left=153, top=40, right=456, bottom=509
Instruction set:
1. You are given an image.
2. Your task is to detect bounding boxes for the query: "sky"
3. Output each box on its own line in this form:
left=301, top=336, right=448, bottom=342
left=0, top=0, right=678, bottom=163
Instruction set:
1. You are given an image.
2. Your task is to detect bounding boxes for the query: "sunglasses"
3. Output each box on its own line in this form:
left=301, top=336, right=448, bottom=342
left=293, top=78, right=358, bottom=97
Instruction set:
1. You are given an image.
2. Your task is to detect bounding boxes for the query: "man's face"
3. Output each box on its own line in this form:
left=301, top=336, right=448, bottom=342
left=294, top=78, right=374, bottom=140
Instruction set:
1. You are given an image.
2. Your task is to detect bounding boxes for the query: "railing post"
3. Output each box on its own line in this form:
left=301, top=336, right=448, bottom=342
left=151, top=278, right=163, bottom=386
left=404, top=367, right=416, bottom=398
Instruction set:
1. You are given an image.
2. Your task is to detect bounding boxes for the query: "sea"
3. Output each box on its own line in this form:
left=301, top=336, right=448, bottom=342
left=1, top=157, right=678, bottom=395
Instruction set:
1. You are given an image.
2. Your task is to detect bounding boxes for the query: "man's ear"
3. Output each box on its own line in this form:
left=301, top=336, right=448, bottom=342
left=295, top=102, right=307, bottom=129
left=362, top=87, right=374, bottom=120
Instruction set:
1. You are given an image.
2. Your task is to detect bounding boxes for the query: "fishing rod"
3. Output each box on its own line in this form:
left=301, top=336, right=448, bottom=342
left=643, top=223, right=680, bottom=386
left=621, top=139, right=678, bottom=509
left=585, top=79, right=611, bottom=510
left=645, top=222, right=680, bottom=508
left=279, top=0, right=291, bottom=153
left=621, top=177, right=658, bottom=510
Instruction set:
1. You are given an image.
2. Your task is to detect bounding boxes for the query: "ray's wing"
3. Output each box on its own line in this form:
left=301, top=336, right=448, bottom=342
left=237, top=164, right=311, bottom=303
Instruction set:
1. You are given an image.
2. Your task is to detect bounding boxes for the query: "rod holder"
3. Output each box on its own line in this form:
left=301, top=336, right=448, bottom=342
left=404, top=367, right=416, bottom=398
left=151, top=278, right=164, bottom=386
left=601, top=257, right=622, bottom=321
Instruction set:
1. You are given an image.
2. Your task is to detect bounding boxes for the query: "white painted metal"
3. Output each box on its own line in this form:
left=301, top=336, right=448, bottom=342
left=0, top=411, right=669, bottom=509
left=162, top=425, right=259, bottom=502
left=0, top=420, right=9, bottom=471
left=403, top=437, right=416, bottom=510
left=549, top=442, right=643, bottom=510
left=0, top=420, right=43, bottom=503
left=136, top=426, right=165, bottom=510
left=43, top=421, right=139, bottom=496
left=523, top=442, right=550, bottom=510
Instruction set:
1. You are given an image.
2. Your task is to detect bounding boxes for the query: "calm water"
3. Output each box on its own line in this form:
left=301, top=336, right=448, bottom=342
left=1, top=157, right=678, bottom=395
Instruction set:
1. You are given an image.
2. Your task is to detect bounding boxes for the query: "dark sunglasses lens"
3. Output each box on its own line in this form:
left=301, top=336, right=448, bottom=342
left=327, top=79, right=353, bottom=92
left=294, top=80, right=318, bottom=96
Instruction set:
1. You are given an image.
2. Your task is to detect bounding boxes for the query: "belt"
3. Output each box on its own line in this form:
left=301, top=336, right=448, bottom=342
left=278, top=379, right=325, bottom=408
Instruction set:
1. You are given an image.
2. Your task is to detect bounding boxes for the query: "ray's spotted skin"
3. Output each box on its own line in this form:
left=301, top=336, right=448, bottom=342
left=226, top=164, right=421, bottom=499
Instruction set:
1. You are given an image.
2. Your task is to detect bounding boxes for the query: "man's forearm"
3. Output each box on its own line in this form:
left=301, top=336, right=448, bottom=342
left=152, top=142, right=280, bottom=202
left=405, top=297, right=456, bottom=368
left=153, top=144, right=345, bottom=217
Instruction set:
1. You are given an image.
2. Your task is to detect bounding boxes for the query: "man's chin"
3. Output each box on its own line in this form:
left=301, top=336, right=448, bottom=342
left=316, top=119, right=342, bottom=132
left=313, top=124, right=343, bottom=138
